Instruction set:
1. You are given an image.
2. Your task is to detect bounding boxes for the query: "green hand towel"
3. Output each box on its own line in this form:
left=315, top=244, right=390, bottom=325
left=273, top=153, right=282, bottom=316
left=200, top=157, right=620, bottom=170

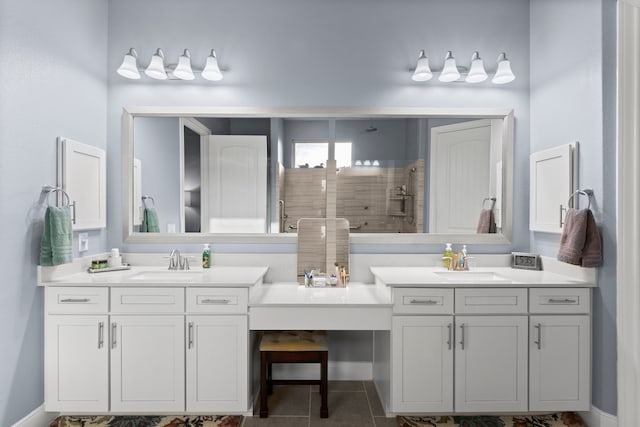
left=141, top=207, right=160, bottom=232
left=40, top=206, right=73, bottom=266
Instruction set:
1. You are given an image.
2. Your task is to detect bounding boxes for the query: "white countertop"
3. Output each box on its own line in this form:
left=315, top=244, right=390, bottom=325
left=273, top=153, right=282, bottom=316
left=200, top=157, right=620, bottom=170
left=370, top=266, right=596, bottom=287
left=39, top=265, right=269, bottom=287
left=249, top=283, right=393, bottom=307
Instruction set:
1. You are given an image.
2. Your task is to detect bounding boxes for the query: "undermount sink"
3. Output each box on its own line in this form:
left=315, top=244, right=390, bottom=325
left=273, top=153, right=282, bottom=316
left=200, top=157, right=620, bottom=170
left=129, top=270, right=204, bottom=282
left=432, top=271, right=510, bottom=282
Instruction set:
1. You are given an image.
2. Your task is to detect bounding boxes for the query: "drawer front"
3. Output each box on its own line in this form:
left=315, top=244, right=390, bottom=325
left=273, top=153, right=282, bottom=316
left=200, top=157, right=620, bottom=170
left=46, top=287, right=108, bottom=314
left=110, top=287, right=184, bottom=313
left=529, top=288, right=591, bottom=314
left=393, top=288, right=454, bottom=314
left=186, top=288, right=248, bottom=314
left=455, top=288, right=527, bottom=314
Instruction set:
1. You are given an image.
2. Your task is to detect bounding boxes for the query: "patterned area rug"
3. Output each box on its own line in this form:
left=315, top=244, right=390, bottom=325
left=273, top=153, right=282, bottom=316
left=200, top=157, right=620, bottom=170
left=49, top=415, right=242, bottom=427
left=397, top=412, right=586, bottom=427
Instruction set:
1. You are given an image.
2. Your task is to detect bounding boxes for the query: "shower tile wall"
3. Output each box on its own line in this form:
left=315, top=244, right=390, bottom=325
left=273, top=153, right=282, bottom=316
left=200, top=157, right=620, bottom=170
left=281, top=167, right=327, bottom=232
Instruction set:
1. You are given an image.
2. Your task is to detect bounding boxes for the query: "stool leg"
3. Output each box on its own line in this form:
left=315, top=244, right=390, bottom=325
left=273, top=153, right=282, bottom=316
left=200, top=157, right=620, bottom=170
left=267, top=358, right=273, bottom=395
left=320, top=351, right=328, bottom=418
left=260, top=352, right=268, bottom=418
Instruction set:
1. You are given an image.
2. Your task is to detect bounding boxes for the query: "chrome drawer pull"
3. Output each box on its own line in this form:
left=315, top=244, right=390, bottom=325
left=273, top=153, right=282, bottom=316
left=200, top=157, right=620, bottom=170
left=409, top=299, right=438, bottom=305
left=60, top=298, right=91, bottom=303
left=188, top=322, right=194, bottom=349
left=201, top=299, right=231, bottom=304
left=111, top=323, right=117, bottom=349
left=98, top=322, right=104, bottom=349
left=459, top=323, right=465, bottom=350
left=447, top=323, right=453, bottom=350
left=534, top=323, right=542, bottom=349
left=548, top=298, right=577, bottom=304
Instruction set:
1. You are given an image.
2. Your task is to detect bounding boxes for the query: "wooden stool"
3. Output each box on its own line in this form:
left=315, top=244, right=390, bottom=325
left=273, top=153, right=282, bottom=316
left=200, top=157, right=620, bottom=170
left=259, top=330, right=328, bottom=418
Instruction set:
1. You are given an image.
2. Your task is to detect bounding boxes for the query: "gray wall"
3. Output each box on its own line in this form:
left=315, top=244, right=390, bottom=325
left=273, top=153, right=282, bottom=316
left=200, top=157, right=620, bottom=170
left=530, top=0, right=616, bottom=414
left=0, top=0, right=108, bottom=424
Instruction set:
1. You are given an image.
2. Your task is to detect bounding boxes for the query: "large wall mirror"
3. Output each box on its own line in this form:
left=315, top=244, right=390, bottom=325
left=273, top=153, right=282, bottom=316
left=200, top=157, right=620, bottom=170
left=122, top=107, right=513, bottom=244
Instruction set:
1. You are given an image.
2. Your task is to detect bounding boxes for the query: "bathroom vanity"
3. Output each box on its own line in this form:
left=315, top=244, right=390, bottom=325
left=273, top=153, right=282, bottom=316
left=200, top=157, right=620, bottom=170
left=371, top=266, right=593, bottom=415
left=39, top=257, right=594, bottom=417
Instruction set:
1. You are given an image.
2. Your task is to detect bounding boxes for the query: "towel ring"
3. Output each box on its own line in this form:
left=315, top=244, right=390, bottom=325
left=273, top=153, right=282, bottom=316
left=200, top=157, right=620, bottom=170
left=567, top=189, right=593, bottom=210
left=142, top=195, right=155, bottom=208
left=42, top=185, right=76, bottom=224
left=482, top=197, right=497, bottom=210
left=559, top=188, right=593, bottom=227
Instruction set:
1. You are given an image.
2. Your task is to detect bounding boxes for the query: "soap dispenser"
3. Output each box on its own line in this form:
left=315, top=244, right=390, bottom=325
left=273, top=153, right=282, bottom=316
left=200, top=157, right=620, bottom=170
left=202, top=244, right=211, bottom=268
left=443, top=243, right=454, bottom=269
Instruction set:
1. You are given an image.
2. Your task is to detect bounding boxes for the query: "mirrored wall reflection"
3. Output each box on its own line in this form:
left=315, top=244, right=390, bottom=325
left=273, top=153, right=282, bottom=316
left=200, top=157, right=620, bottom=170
left=132, top=115, right=503, bottom=235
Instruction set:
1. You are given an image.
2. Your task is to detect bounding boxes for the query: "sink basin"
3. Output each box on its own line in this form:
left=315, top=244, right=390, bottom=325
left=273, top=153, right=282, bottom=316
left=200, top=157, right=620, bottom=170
left=432, top=271, right=509, bottom=282
left=129, top=270, right=204, bottom=282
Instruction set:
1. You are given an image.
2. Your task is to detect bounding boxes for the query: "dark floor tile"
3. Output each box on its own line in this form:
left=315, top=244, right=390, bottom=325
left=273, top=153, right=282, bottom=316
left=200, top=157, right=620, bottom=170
left=243, top=416, right=310, bottom=427
left=255, top=385, right=311, bottom=417
left=364, top=381, right=386, bottom=417
left=310, top=391, right=375, bottom=426
left=312, top=380, right=365, bottom=392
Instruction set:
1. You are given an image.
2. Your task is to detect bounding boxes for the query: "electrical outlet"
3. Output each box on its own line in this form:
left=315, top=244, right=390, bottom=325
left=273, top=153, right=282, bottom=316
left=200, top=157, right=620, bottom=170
left=78, top=233, right=89, bottom=252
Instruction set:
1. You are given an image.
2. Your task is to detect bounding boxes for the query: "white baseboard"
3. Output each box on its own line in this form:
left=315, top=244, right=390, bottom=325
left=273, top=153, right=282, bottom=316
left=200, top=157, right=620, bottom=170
left=579, top=406, right=617, bottom=427
left=271, top=361, right=372, bottom=381
left=11, top=404, right=58, bottom=427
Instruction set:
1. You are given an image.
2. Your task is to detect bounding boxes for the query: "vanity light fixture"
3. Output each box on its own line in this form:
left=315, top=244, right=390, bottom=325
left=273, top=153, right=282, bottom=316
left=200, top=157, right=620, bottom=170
left=117, top=47, right=225, bottom=81
left=172, top=49, right=195, bottom=80
left=145, top=48, right=167, bottom=80
left=117, top=48, right=141, bottom=79
left=492, top=52, right=516, bottom=84
left=411, top=50, right=515, bottom=84
left=439, top=51, right=460, bottom=82
left=465, top=51, right=488, bottom=83
left=411, top=50, right=433, bottom=82
left=202, top=49, right=224, bottom=81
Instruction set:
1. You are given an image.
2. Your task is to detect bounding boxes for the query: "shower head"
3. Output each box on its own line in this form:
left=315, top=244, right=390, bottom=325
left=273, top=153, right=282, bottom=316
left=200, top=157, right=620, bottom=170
left=365, top=119, right=378, bottom=132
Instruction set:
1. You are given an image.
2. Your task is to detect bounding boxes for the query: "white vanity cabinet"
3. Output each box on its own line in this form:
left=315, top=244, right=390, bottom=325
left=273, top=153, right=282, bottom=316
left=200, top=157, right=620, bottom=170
left=529, top=288, right=591, bottom=411
left=388, top=286, right=590, bottom=415
left=44, top=284, right=251, bottom=414
left=185, top=288, right=249, bottom=412
left=45, top=287, right=109, bottom=412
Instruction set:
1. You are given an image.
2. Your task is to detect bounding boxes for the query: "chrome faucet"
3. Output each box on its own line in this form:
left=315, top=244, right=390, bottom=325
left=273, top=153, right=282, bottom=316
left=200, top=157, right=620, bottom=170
left=168, top=249, right=190, bottom=270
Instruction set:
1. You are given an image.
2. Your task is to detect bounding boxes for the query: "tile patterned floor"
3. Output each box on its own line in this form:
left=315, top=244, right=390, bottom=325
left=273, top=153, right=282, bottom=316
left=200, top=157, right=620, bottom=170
left=243, top=381, right=396, bottom=427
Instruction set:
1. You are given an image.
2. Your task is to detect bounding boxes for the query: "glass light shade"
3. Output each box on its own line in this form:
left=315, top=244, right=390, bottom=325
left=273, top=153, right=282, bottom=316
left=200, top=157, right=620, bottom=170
left=465, top=52, right=488, bottom=83
left=492, top=53, right=515, bottom=84
left=439, top=51, right=460, bottom=82
left=173, top=49, right=195, bottom=80
left=117, top=48, right=140, bottom=79
left=145, top=48, right=167, bottom=80
left=202, top=49, right=223, bottom=81
left=412, top=50, right=433, bottom=82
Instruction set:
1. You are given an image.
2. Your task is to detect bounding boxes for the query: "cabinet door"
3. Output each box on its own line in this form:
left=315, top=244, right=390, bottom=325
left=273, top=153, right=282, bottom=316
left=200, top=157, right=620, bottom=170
left=455, top=316, right=528, bottom=412
left=45, top=315, right=108, bottom=412
left=57, top=137, right=107, bottom=230
left=391, top=316, right=454, bottom=412
left=529, top=143, right=576, bottom=233
left=110, top=315, right=185, bottom=412
left=186, top=315, right=248, bottom=412
left=530, top=315, right=590, bottom=411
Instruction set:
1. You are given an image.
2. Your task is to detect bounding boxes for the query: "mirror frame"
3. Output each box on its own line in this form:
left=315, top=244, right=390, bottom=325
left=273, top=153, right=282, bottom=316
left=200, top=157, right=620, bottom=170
left=122, top=106, right=514, bottom=245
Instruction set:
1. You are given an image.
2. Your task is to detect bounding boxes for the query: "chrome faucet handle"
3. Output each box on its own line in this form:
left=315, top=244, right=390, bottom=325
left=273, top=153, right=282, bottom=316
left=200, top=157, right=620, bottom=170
left=180, top=256, right=190, bottom=270
left=168, top=249, right=180, bottom=270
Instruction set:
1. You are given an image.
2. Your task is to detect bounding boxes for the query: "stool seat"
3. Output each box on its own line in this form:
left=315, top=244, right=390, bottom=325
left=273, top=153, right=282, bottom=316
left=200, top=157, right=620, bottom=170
left=259, top=330, right=328, bottom=418
left=260, top=330, right=328, bottom=352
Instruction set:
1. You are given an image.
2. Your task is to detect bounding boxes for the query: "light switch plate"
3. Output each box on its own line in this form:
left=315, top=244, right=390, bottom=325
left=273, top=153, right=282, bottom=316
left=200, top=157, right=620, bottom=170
left=78, top=233, right=89, bottom=252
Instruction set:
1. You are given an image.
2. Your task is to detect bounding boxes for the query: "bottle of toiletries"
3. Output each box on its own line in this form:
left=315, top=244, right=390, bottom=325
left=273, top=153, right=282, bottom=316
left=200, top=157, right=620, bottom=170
left=443, top=243, right=454, bottom=269
left=202, top=244, right=211, bottom=268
